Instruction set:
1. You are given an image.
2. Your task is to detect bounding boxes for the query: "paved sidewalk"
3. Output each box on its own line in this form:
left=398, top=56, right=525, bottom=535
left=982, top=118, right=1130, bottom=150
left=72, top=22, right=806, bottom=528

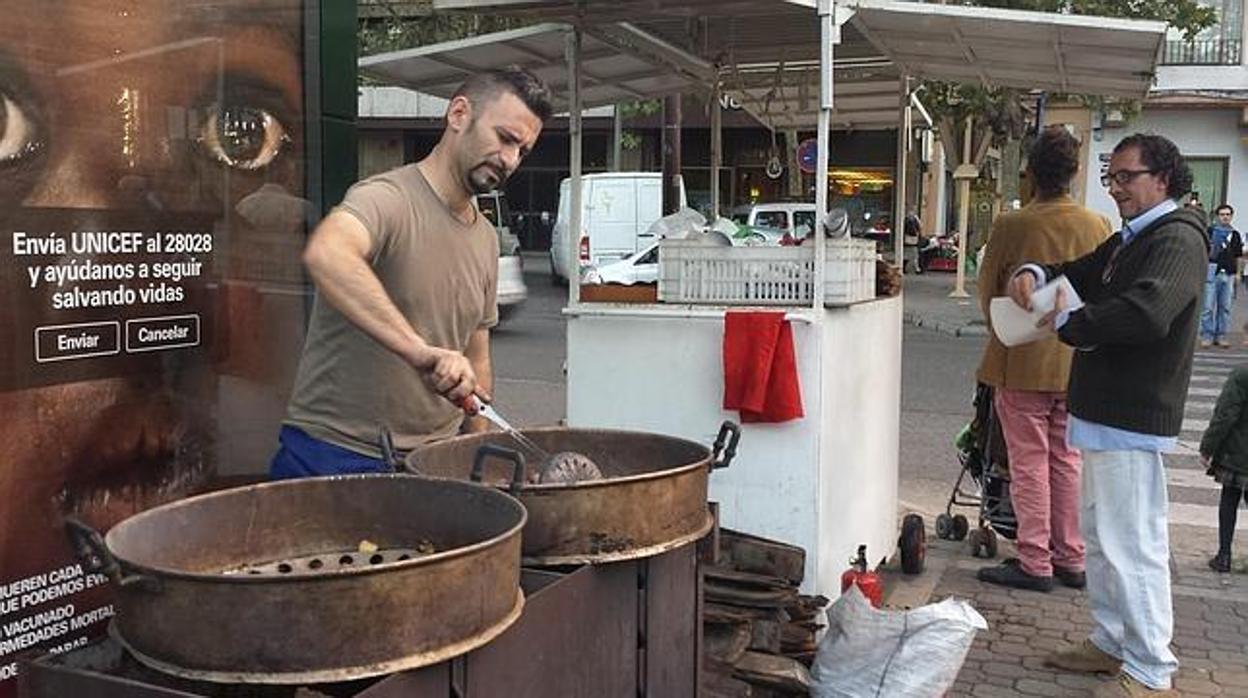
left=882, top=537, right=1248, bottom=697
left=902, top=272, right=989, bottom=337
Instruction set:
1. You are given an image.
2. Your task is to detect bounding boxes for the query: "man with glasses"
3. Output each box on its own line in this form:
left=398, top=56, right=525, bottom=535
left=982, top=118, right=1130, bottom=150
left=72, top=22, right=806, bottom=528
left=1006, top=134, right=1206, bottom=697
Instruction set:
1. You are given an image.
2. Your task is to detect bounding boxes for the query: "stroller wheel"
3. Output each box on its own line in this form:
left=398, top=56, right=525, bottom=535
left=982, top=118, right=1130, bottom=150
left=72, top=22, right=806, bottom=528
left=952, top=515, right=970, bottom=541
left=899, top=514, right=926, bottom=574
left=935, top=513, right=954, bottom=540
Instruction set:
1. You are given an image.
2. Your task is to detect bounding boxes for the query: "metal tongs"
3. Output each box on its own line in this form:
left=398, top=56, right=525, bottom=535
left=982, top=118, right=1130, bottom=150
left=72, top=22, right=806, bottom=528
left=462, top=395, right=551, bottom=463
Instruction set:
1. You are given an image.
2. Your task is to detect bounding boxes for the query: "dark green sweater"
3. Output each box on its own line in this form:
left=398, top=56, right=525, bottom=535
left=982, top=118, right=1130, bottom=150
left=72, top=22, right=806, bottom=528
left=1200, top=367, right=1248, bottom=480
left=1040, top=208, right=1207, bottom=436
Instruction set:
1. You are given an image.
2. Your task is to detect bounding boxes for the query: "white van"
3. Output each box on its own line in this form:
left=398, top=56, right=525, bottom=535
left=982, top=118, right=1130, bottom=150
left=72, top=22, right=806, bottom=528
left=747, top=202, right=818, bottom=241
left=549, top=172, right=686, bottom=284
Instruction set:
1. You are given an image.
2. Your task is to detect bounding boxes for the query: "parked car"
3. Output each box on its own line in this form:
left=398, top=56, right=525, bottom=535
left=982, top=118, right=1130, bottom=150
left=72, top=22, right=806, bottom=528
left=582, top=242, right=660, bottom=286
left=550, top=172, right=686, bottom=285
left=477, top=191, right=526, bottom=321
left=746, top=202, right=818, bottom=241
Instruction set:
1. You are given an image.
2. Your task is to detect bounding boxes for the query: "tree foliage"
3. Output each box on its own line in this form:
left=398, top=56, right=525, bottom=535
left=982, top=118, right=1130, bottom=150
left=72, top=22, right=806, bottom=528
left=924, top=0, right=1218, bottom=170
left=359, top=9, right=526, bottom=57
left=967, top=0, right=1217, bottom=41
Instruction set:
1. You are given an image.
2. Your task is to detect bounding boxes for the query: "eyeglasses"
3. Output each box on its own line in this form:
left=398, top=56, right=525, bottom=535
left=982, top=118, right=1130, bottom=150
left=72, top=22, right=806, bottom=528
left=1101, top=169, right=1158, bottom=188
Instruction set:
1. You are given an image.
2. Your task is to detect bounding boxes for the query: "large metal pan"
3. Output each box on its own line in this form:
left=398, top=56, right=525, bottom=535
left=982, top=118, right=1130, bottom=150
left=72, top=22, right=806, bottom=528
left=406, top=423, right=739, bottom=565
left=64, top=474, right=526, bottom=684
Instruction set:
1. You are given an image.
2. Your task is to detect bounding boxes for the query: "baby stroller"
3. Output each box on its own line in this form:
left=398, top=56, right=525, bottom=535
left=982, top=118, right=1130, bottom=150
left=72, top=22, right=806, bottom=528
left=935, top=383, right=1017, bottom=558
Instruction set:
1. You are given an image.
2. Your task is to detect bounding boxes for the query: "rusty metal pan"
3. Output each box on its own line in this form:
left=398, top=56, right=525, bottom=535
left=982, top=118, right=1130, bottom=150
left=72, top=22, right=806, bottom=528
left=407, top=423, right=739, bottom=565
left=65, top=474, right=526, bottom=684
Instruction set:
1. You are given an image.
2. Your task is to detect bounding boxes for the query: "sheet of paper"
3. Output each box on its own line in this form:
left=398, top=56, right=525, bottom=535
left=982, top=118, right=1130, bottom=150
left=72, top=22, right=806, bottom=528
left=989, top=275, right=1084, bottom=347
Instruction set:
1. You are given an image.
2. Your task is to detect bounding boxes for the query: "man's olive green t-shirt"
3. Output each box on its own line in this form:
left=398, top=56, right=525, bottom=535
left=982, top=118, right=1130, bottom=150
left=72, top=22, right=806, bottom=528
left=285, top=164, right=499, bottom=456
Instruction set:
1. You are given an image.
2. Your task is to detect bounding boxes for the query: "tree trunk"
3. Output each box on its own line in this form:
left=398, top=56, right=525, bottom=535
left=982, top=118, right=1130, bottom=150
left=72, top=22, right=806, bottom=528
left=999, top=137, right=1022, bottom=209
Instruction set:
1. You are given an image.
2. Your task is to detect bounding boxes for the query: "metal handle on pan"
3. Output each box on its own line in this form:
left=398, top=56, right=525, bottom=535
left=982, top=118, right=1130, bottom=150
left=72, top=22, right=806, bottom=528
left=711, top=421, right=741, bottom=470
left=64, top=516, right=163, bottom=593
left=471, top=443, right=528, bottom=494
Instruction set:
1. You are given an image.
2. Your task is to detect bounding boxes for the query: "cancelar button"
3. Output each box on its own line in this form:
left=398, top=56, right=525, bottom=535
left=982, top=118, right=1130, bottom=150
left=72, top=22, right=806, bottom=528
left=35, top=321, right=121, bottom=362
left=126, top=314, right=200, bottom=354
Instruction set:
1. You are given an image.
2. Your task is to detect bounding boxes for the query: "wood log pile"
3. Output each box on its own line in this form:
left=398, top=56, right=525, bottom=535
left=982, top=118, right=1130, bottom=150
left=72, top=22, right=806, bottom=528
left=702, top=528, right=828, bottom=697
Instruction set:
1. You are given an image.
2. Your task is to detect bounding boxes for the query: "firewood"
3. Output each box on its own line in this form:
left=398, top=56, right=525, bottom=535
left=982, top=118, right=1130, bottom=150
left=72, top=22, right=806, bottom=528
left=718, top=529, right=805, bottom=585
left=704, top=659, right=754, bottom=697
left=705, top=618, right=753, bottom=663
left=731, top=651, right=812, bottom=694
left=705, top=602, right=790, bottom=624
left=706, top=580, right=799, bottom=609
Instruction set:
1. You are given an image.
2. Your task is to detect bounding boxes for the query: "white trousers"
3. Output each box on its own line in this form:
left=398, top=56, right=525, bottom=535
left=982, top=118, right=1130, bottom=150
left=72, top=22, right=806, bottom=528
left=1081, top=449, right=1178, bottom=689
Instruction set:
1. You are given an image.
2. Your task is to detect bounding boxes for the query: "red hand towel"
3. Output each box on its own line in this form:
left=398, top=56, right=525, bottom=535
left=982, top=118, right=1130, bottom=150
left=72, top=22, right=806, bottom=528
left=722, top=311, right=804, bottom=423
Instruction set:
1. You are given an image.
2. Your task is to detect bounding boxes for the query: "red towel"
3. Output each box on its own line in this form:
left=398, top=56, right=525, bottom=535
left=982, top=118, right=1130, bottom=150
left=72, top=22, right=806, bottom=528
left=722, top=311, right=804, bottom=423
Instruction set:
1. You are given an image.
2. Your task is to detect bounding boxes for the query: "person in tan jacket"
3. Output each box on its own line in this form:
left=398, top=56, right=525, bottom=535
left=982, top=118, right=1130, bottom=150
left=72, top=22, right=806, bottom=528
left=975, top=126, right=1113, bottom=592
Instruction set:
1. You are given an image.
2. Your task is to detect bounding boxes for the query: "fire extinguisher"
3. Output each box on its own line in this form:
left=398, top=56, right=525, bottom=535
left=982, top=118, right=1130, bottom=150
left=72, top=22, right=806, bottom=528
left=841, top=544, right=883, bottom=608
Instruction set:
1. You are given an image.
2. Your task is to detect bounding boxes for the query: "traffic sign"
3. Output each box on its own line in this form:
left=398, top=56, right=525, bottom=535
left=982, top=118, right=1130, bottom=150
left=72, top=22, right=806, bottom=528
left=797, top=139, right=818, bottom=174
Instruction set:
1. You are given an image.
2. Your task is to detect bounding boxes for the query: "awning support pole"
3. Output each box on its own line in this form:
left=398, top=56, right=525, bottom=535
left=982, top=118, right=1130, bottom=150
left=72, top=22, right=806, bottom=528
left=951, top=116, right=972, bottom=298
left=893, top=74, right=909, bottom=273
left=815, top=0, right=836, bottom=312
left=567, top=27, right=583, bottom=307
left=710, top=75, right=722, bottom=221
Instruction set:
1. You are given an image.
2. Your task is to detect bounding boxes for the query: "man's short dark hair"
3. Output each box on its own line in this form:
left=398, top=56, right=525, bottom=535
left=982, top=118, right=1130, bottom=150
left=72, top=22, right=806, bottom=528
left=1027, top=126, right=1081, bottom=199
left=452, top=66, right=554, bottom=123
left=1217, top=204, right=1234, bottom=215
left=1112, top=133, right=1193, bottom=199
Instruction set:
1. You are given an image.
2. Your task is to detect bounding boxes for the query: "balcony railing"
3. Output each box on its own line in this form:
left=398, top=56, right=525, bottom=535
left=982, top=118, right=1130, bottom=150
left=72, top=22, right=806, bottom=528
left=1161, top=38, right=1242, bottom=66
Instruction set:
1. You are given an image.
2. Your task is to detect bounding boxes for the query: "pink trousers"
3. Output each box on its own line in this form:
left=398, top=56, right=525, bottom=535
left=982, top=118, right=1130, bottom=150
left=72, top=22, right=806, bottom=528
left=993, top=388, right=1085, bottom=577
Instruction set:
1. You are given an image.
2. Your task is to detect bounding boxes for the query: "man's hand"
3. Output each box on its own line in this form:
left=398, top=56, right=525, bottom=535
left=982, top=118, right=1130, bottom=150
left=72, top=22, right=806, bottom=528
left=1007, top=271, right=1037, bottom=311
left=1035, top=285, right=1066, bottom=331
left=410, top=345, right=490, bottom=405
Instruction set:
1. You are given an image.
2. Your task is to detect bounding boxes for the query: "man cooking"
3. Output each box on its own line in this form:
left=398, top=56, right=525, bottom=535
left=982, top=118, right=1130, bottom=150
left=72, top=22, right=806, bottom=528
left=271, top=67, right=553, bottom=478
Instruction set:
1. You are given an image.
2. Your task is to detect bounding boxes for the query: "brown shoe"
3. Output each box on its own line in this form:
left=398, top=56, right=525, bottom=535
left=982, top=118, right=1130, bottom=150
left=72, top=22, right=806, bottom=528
left=1092, top=672, right=1177, bottom=697
left=1044, top=639, right=1122, bottom=674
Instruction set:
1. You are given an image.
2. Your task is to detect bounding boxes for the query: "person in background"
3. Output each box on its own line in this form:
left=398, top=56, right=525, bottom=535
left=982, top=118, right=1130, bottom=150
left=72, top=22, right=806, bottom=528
left=1186, top=191, right=1207, bottom=226
left=903, top=208, right=923, bottom=273
left=975, top=126, right=1112, bottom=593
left=1007, top=133, right=1206, bottom=697
left=1199, top=366, right=1248, bottom=573
left=1200, top=204, right=1242, bottom=348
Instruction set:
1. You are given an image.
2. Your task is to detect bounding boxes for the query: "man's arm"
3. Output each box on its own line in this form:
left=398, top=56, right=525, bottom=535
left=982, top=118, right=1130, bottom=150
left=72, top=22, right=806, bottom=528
left=1007, top=235, right=1116, bottom=311
left=461, top=328, right=493, bottom=433
left=1057, top=231, right=1206, bottom=347
left=303, top=210, right=482, bottom=403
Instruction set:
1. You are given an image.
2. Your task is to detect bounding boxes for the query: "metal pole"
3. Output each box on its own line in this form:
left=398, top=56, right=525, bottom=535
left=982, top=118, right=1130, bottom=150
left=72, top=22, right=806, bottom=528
left=951, top=116, right=972, bottom=298
left=662, top=94, right=683, bottom=215
left=567, top=28, right=583, bottom=306
left=710, top=77, right=722, bottom=222
left=893, top=74, right=909, bottom=273
left=815, top=0, right=835, bottom=312
left=612, top=102, right=623, bottom=172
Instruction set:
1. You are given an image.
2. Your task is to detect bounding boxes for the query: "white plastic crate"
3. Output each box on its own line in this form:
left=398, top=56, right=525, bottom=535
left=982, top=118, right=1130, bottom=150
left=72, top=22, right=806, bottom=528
left=658, top=239, right=876, bottom=306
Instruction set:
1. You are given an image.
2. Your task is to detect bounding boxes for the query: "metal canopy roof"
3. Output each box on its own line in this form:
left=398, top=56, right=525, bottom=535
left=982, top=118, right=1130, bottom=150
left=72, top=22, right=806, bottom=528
left=429, top=0, right=1166, bottom=102
left=849, top=1, right=1166, bottom=99
left=432, top=0, right=811, bottom=22
left=358, top=22, right=715, bottom=111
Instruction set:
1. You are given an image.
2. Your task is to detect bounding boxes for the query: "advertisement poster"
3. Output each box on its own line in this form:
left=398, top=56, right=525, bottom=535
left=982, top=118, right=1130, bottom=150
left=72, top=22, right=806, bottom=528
left=0, top=1, right=311, bottom=692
